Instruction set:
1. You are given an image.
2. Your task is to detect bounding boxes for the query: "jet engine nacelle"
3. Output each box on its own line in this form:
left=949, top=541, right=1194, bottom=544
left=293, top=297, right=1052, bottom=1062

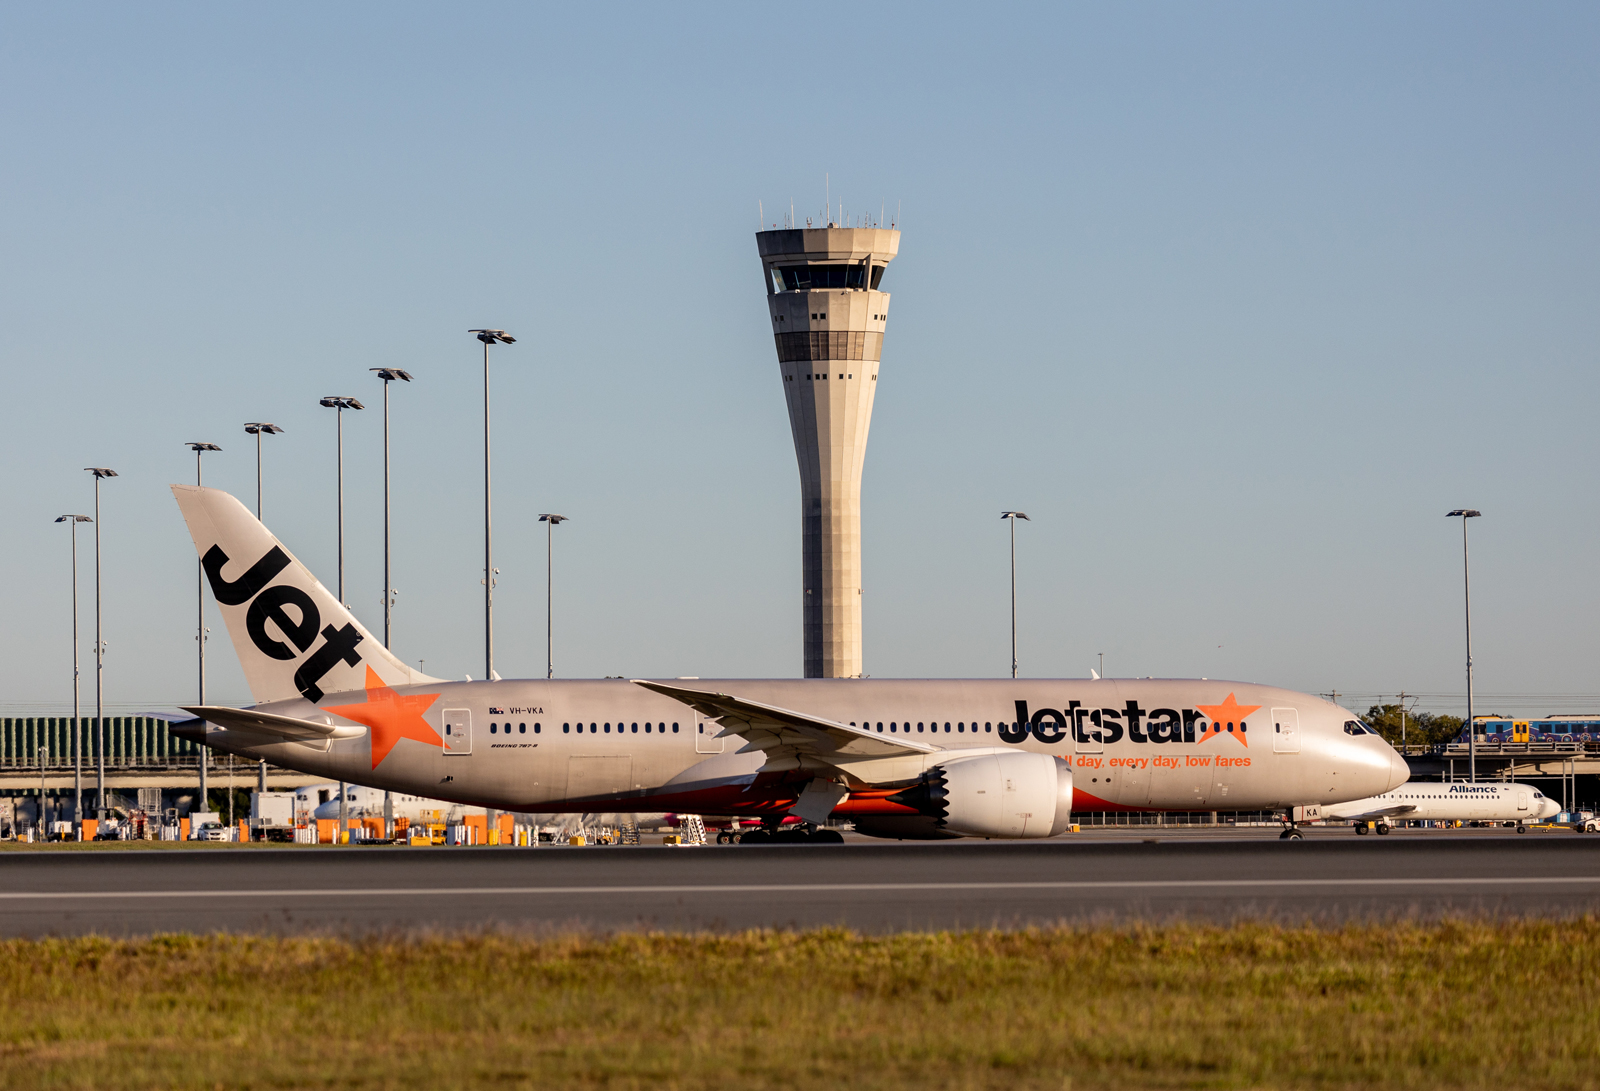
left=890, top=752, right=1073, bottom=839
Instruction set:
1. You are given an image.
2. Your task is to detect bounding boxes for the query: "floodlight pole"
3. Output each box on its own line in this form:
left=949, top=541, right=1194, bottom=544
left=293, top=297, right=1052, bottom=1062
left=84, top=468, right=117, bottom=813
left=244, top=423, right=283, bottom=805
left=539, top=515, right=567, bottom=679
left=1001, top=512, right=1029, bottom=679
left=71, top=520, right=80, bottom=831
left=338, top=409, right=346, bottom=605
left=1448, top=509, right=1482, bottom=783
left=56, top=515, right=90, bottom=832
left=471, top=331, right=515, bottom=681
left=1463, top=517, right=1475, bottom=783
left=380, top=375, right=395, bottom=842
left=369, top=371, right=410, bottom=650
left=319, top=400, right=363, bottom=607
left=187, top=444, right=221, bottom=810
left=95, top=477, right=103, bottom=811
left=94, top=477, right=104, bottom=811
left=383, top=378, right=394, bottom=647
left=484, top=338, right=494, bottom=680
left=319, top=399, right=361, bottom=846
left=371, top=369, right=412, bottom=842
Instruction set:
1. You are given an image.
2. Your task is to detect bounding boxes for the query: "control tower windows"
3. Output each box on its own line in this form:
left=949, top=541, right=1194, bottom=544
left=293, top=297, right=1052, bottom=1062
left=774, top=331, right=884, bottom=362
left=772, top=264, right=886, bottom=292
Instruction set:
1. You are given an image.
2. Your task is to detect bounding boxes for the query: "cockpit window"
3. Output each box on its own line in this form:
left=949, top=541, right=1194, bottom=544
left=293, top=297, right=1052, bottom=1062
left=1343, top=720, right=1374, bottom=736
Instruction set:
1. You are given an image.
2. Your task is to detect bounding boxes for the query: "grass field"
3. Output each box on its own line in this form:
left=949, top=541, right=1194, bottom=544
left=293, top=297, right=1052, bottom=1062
left=3, top=921, right=1598, bottom=1090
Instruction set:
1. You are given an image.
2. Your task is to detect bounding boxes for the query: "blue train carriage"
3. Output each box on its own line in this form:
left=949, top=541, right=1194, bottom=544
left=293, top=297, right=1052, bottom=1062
left=1535, top=716, right=1600, bottom=744
left=1455, top=716, right=1600, bottom=747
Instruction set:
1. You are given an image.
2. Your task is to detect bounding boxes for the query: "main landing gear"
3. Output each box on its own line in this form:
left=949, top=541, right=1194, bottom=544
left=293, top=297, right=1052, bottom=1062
left=1353, top=822, right=1391, bottom=836
left=736, top=821, right=844, bottom=845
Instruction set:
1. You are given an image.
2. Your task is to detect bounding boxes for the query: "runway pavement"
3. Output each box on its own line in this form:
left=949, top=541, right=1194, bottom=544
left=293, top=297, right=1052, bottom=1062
left=6, top=828, right=1600, bottom=936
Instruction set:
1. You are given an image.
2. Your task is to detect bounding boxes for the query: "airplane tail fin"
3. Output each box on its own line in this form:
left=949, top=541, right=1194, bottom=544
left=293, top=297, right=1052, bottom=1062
left=171, top=485, right=444, bottom=706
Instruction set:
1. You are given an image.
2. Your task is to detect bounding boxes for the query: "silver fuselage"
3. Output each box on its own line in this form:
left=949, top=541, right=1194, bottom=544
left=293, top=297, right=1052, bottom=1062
left=200, top=677, right=1406, bottom=816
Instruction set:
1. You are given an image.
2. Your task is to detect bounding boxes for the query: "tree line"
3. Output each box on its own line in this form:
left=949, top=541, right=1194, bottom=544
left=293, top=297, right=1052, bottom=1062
left=1362, top=704, right=1465, bottom=749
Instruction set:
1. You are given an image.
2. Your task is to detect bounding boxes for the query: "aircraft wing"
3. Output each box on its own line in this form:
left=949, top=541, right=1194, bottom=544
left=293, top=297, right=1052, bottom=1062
left=181, top=704, right=366, bottom=743
left=631, top=680, right=937, bottom=771
left=1339, top=804, right=1418, bottom=821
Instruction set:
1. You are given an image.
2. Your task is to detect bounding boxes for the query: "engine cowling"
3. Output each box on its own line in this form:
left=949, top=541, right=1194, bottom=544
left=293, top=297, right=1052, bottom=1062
left=889, top=752, right=1073, bottom=839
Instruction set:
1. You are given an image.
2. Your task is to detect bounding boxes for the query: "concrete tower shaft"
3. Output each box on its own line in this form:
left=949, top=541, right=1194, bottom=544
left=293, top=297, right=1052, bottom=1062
left=757, top=226, right=900, bottom=678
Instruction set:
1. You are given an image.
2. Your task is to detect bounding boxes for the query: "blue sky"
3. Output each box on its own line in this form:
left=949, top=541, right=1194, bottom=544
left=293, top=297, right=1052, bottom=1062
left=2, top=3, right=1596, bottom=716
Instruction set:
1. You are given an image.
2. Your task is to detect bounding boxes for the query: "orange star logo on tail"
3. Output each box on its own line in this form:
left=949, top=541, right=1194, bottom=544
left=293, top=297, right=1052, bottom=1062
left=1194, top=692, right=1262, bottom=748
left=324, top=666, right=444, bottom=769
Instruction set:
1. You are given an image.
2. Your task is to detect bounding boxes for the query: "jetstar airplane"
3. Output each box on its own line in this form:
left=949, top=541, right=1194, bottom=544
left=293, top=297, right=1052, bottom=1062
left=171, top=485, right=1410, bottom=841
left=1323, top=781, right=1560, bottom=834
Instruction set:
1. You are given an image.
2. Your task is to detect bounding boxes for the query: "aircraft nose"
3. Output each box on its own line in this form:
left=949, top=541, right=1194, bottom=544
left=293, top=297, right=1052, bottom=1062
left=1385, top=748, right=1410, bottom=792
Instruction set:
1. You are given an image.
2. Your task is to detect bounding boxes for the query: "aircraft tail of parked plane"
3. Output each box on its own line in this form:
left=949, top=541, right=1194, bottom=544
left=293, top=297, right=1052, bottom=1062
left=171, top=485, right=443, bottom=705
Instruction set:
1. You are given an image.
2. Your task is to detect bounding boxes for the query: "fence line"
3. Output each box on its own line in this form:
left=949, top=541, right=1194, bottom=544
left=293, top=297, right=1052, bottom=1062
left=0, top=717, right=202, bottom=769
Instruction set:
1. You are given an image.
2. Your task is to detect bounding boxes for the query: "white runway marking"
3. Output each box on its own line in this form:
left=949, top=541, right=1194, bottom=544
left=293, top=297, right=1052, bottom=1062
left=4, top=876, right=1600, bottom=900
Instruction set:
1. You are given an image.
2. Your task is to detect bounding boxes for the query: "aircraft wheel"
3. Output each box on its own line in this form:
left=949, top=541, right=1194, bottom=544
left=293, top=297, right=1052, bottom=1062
left=1518, top=826, right=1527, bottom=834
left=1285, top=829, right=1304, bottom=841
left=1355, top=825, right=1368, bottom=836
left=1376, top=824, right=1390, bottom=835
left=714, top=831, right=730, bottom=845
left=812, top=829, right=844, bottom=844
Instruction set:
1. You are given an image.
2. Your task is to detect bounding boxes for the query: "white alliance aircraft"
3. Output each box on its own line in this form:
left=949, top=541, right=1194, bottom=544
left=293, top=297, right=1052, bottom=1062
left=1324, top=782, right=1561, bottom=834
left=172, top=485, right=1409, bottom=841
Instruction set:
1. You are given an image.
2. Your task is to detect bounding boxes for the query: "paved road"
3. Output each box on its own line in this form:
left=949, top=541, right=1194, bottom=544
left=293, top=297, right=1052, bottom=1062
left=5, top=832, right=1599, bottom=937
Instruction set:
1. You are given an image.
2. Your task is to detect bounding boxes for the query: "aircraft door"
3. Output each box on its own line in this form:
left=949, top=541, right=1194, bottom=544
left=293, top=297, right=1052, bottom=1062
left=1271, top=708, right=1300, bottom=754
left=1517, top=790, right=1529, bottom=811
left=694, top=712, right=724, bottom=754
left=442, top=709, right=472, bottom=755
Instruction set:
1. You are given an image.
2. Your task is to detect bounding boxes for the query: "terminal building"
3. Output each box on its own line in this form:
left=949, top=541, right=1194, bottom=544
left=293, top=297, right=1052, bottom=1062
left=757, top=225, right=900, bottom=678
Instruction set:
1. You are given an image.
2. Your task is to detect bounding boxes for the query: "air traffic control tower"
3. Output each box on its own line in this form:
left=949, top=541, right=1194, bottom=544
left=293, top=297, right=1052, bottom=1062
left=757, top=226, right=900, bottom=678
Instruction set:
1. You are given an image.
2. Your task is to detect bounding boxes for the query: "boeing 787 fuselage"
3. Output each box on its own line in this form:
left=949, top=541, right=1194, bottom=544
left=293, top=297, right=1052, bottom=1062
left=172, top=485, right=1408, bottom=840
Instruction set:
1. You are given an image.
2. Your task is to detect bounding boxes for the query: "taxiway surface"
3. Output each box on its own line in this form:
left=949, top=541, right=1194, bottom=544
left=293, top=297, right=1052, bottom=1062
left=5, top=830, right=1600, bottom=936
